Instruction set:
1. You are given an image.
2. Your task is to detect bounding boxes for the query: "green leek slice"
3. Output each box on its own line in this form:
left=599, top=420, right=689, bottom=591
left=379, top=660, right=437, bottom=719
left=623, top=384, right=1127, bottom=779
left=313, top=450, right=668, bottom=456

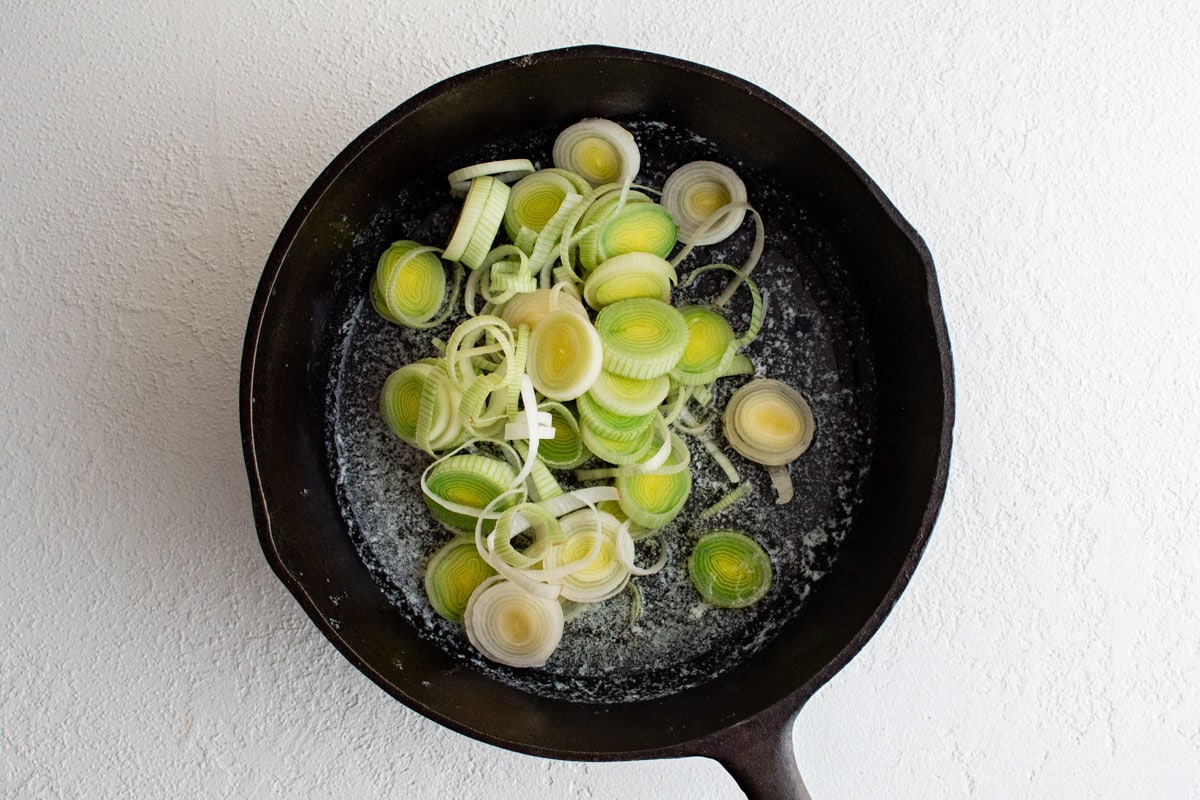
left=687, top=530, right=772, bottom=608
left=580, top=418, right=656, bottom=466
left=504, top=169, right=577, bottom=239
left=576, top=189, right=653, bottom=271
left=594, top=297, right=690, bottom=379
left=371, top=241, right=447, bottom=326
left=596, top=202, right=678, bottom=262
left=536, top=402, right=587, bottom=469
left=586, top=370, right=671, bottom=417
left=424, top=537, right=497, bottom=622
left=576, top=392, right=656, bottom=443
left=379, top=362, right=433, bottom=446
left=671, top=306, right=736, bottom=385
left=615, top=440, right=692, bottom=529
left=423, top=453, right=518, bottom=533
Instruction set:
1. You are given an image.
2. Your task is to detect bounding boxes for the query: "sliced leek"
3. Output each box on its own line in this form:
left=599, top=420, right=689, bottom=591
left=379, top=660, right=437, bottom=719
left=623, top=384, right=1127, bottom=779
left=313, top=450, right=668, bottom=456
left=526, top=308, right=603, bottom=401
left=615, top=440, right=692, bottom=529
left=688, top=530, right=772, bottom=608
left=502, top=169, right=577, bottom=239
left=422, top=453, right=518, bottom=533
left=586, top=370, right=671, bottom=417
left=594, top=297, right=690, bottom=380
left=443, top=176, right=510, bottom=270
left=583, top=252, right=676, bottom=310
left=596, top=202, right=677, bottom=262
left=661, top=161, right=747, bottom=245
left=542, top=509, right=630, bottom=603
left=464, top=578, right=565, bottom=668
left=576, top=189, right=653, bottom=271
left=424, top=537, right=497, bottom=622
left=671, top=306, right=736, bottom=385
left=722, top=379, right=815, bottom=505
left=552, top=118, right=640, bottom=187
left=379, top=362, right=433, bottom=447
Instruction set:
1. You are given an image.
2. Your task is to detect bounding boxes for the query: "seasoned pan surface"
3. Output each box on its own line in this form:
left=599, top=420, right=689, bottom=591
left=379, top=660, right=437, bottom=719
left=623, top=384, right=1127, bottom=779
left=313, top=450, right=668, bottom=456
left=330, top=120, right=876, bottom=703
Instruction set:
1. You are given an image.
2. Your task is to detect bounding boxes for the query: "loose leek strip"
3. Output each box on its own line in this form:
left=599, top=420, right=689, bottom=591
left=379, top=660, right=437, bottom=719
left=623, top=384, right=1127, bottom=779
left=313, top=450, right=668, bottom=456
left=526, top=308, right=603, bottom=401
left=698, top=483, right=752, bottom=520
left=595, top=203, right=677, bottom=262
left=423, top=453, right=518, bottom=533
left=594, top=297, right=690, bottom=380
left=488, top=503, right=565, bottom=568
left=661, top=160, right=748, bottom=245
left=504, top=170, right=577, bottom=239
left=464, top=577, right=565, bottom=668
left=424, top=537, right=497, bottom=622
left=447, top=158, right=535, bottom=196
left=688, top=530, right=772, bottom=608
left=722, top=379, right=815, bottom=505
left=553, top=118, right=641, bottom=187
left=443, top=176, right=510, bottom=270
left=542, top=509, right=630, bottom=603
left=583, top=252, right=677, bottom=310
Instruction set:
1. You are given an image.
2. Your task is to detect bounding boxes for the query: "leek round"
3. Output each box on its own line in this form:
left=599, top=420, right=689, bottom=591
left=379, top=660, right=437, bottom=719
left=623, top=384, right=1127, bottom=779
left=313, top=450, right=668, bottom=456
left=688, top=530, right=772, bottom=608
left=594, top=297, right=689, bottom=380
left=526, top=308, right=603, bottom=401
left=661, top=160, right=748, bottom=246
left=424, top=537, right=497, bottom=622
left=552, top=118, right=640, bottom=187
left=464, top=578, right=565, bottom=668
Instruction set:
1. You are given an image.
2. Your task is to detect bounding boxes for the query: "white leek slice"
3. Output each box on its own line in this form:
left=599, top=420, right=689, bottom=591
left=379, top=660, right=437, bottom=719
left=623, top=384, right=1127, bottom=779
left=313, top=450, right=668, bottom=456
left=552, top=118, right=641, bottom=187
left=543, top=509, right=630, bottom=603
left=615, top=521, right=668, bottom=577
left=499, top=286, right=588, bottom=331
left=464, top=578, right=565, bottom=668
left=661, top=161, right=747, bottom=246
left=722, top=378, right=815, bottom=505
left=526, top=308, right=603, bottom=401
left=448, top=158, right=535, bottom=195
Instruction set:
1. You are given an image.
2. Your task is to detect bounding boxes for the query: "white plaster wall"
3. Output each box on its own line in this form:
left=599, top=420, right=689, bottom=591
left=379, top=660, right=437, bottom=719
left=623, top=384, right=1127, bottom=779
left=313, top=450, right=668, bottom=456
left=2, top=1, right=1197, bottom=797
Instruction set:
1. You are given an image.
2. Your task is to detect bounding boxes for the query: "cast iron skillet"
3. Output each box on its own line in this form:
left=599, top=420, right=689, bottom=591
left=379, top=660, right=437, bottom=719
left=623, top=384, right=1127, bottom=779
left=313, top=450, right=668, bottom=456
left=240, top=45, right=953, bottom=798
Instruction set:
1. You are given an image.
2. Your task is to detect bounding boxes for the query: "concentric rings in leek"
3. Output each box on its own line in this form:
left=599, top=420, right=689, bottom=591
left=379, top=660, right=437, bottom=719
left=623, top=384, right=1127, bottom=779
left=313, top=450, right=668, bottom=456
left=464, top=578, right=565, bottom=668
left=552, top=118, right=641, bottom=186
left=672, top=306, right=735, bottom=385
left=661, top=160, right=748, bottom=245
left=423, top=454, right=518, bottom=533
left=687, top=530, right=772, bottom=608
left=526, top=308, right=603, bottom=401
left=594, top=297, right=689, bottom=380
left=723, top=379, right=815, bottom=466
left=424, top=537, right=497, bottom=622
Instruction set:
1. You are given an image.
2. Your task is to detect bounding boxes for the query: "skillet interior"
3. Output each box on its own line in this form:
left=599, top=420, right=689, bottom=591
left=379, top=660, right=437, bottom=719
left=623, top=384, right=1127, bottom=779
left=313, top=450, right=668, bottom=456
left=242, top=46, right=952, bottom=758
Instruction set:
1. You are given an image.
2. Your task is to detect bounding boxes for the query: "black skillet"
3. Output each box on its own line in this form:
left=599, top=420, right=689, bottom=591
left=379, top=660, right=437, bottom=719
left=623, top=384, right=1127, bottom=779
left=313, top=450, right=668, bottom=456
left=240, top=45, right=954, bottom=799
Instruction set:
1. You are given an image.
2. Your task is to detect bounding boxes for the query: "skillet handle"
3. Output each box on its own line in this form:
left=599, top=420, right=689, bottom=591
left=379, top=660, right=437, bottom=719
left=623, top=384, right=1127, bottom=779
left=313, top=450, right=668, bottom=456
left=700, top=710, right=812, bottom=800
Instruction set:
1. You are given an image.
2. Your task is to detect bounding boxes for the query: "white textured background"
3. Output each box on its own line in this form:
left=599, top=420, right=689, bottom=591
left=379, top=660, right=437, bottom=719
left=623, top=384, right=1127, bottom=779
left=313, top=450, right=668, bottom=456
left=3, top=1, right=1198, bottom=797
